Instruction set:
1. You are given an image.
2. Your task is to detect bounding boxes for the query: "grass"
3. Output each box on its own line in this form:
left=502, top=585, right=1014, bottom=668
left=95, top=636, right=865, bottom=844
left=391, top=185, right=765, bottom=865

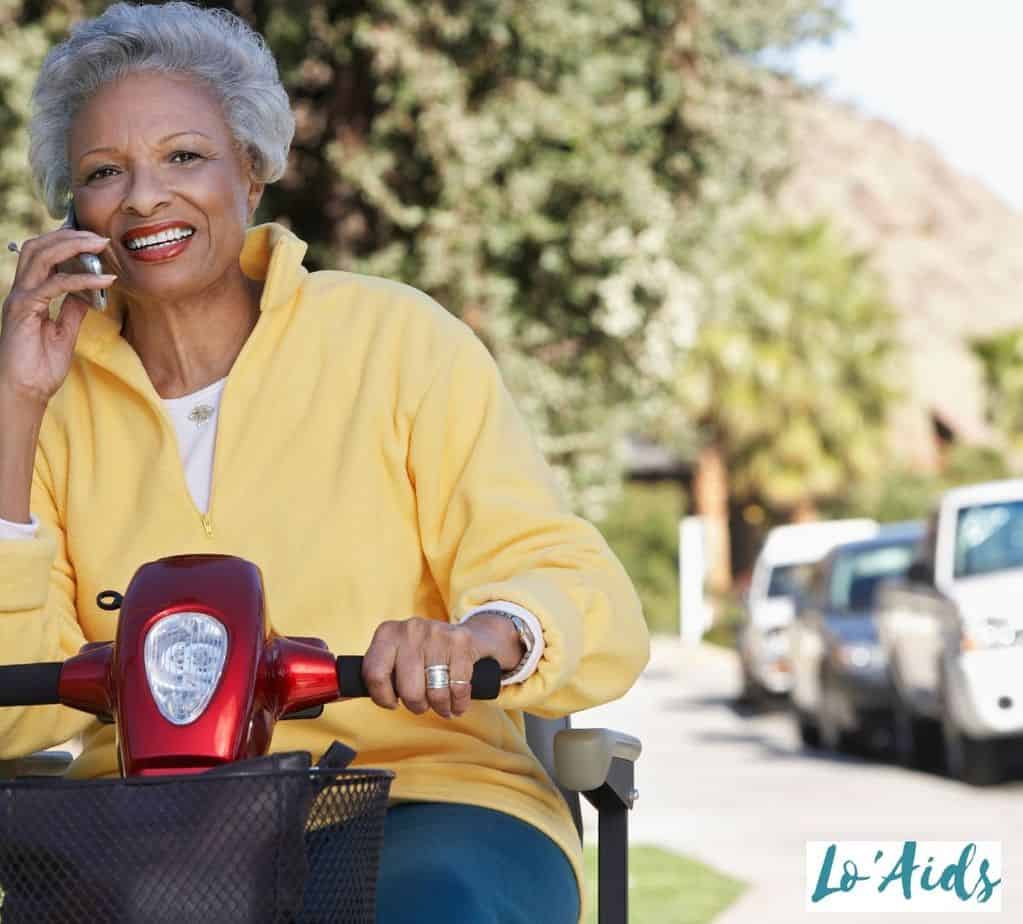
left=583, top=844, right=747, bottom=924
left=701, top=618, right=739, bottom=651
left=701, top=595, right=744, bottom=651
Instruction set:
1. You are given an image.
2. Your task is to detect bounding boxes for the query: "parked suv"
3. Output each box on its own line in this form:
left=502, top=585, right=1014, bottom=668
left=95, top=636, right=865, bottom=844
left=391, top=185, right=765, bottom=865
left=738, top=519, right=878, bottom=704
left=789, top=522, right=923, bottom=752
left=877, top=479, right=1023, bottom=785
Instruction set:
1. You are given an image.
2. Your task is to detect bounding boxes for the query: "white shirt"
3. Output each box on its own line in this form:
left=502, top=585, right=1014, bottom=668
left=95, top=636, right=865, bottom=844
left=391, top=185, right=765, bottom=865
left=1, top=380, right=544, bottom=684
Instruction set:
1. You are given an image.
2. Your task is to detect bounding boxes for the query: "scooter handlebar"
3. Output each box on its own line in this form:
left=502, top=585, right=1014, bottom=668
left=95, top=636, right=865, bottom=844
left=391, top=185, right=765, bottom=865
left=0, top=663, right=63, bottom=706
left=335, top=656, right=502, bottom=700
left=0, top=655, right=503, bottom=712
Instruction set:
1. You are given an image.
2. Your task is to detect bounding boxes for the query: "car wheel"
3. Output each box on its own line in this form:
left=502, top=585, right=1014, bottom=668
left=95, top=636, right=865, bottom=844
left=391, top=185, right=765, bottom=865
left=794, top=706, right=820, bottom=749
left=941, top=676, right=1004, bottom=786
left=892, top=693, right=915, bottom=766
left=944, top=721, right=1004, bottom=786
left=962, top=737, right=1005, bottom=786
left=892, top=693, right=941, bottom=770
left=941, top=706, right=965, bottom=778
left=862, top=708, right=895, bottom=755
left=739, top=663, right=766, bottom=709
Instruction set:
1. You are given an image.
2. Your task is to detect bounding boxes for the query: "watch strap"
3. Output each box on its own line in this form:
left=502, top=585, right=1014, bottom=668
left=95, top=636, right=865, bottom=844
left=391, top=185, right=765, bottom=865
left=459, top=602, right=545, bottom=685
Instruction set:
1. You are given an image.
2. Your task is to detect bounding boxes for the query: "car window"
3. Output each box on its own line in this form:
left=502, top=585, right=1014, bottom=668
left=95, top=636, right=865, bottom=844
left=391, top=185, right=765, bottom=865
left=828, top=542, right=916, bottom=612
left=955, top=500, right=1023, bottom=578
left=766, top=562, right=815, bottom=598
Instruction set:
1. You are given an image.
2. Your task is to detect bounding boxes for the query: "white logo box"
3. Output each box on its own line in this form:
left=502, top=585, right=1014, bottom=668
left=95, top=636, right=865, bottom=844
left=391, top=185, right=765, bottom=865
left=805, top=841, right=1002, bottom=913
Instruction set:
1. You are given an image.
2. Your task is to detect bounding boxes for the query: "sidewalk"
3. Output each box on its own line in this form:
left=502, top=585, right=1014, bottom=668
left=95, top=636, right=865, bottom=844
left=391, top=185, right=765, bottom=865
left=576, top=636, right=1020, bottom=922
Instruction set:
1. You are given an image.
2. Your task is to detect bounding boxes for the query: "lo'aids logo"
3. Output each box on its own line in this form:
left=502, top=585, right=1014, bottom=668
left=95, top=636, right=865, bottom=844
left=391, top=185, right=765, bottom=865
left=805, top=841, right=1002, bottom=913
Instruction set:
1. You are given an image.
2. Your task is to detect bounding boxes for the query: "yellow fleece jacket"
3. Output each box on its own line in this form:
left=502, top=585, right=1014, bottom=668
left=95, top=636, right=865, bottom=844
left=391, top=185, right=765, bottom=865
left=0, top=223, right=649, bottom=899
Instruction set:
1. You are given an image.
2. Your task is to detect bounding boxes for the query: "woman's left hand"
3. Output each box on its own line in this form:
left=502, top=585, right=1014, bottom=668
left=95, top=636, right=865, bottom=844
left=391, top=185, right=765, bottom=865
left=361, top=614, right=523, bottom=718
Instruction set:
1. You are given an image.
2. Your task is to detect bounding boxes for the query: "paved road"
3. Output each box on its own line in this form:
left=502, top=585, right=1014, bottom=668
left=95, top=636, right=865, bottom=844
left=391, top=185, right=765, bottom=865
left=576, top=637, right=1022, bottom=922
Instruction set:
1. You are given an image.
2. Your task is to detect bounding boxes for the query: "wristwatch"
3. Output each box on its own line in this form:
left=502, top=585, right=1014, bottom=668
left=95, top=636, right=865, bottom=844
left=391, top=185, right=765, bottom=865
left=474, top=609, right=536, bottom=677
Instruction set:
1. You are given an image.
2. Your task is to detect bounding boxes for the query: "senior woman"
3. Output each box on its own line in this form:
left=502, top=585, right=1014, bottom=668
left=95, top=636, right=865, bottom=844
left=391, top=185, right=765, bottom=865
left=0, top=3, right=648, bottom=922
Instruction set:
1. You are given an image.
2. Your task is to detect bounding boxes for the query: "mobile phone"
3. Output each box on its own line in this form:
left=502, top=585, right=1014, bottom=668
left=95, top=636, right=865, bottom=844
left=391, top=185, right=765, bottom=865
left=58, top=201, right=107, bottom=311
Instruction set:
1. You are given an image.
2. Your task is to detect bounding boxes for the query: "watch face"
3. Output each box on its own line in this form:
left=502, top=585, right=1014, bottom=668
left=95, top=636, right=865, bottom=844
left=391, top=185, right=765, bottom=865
left=505, top=613, right=525, bottom=644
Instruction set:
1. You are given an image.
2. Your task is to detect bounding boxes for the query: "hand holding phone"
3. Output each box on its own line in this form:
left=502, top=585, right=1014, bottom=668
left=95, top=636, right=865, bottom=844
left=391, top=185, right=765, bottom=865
left=1, top=211, right=114, bottom=411
left=57, top=202, right=108, bottom=311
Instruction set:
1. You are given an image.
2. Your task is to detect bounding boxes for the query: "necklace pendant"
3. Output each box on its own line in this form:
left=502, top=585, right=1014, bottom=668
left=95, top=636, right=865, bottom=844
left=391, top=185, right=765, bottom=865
left=188, top=404, right=216, bottom=425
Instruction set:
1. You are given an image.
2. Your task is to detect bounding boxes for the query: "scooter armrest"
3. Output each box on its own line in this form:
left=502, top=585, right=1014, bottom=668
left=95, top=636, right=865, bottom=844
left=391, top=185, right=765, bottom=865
left=0, top=750, right=74, bottom=779
left=552, top=728, right=641, bottom=794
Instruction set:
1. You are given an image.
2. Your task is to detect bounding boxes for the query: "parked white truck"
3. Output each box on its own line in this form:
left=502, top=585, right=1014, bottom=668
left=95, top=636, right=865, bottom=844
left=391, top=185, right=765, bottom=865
left=877, top=479, right=1023, bottom=785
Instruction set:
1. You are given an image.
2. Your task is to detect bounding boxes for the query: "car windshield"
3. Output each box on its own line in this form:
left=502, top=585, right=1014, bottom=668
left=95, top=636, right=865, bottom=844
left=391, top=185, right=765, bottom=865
left=766, top=563, right=815, bottom=598
left=828, top=542, right=916, bottom=612
left=955, top=500, right=1023, bottom=578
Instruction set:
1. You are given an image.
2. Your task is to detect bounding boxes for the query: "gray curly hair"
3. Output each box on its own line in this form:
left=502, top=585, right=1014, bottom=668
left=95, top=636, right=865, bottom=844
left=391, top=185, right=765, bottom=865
left=29, top=2, right=295, bottom=218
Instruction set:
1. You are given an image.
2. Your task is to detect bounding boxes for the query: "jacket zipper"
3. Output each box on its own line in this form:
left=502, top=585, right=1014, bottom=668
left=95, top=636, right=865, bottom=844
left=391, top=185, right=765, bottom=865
left=89, top=294, right=272, bottom=544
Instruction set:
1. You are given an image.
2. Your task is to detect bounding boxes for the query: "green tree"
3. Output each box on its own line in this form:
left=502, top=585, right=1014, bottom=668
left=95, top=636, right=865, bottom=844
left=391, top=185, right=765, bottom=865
left=597, top=482, right=683, bottom=634
left=972, top=328, right=1023, bottom=456
left=0, top=0, right=58, bottom=297
left=675, top=219, right=900, bottom=586
left=825, top=466, right=937, bottom=524
left=827, top=444, right=1012, bottom=527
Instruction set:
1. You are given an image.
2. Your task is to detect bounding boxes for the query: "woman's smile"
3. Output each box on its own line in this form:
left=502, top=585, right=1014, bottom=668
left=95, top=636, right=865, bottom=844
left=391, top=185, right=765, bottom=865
left=122, top=222, right=197, bottom=263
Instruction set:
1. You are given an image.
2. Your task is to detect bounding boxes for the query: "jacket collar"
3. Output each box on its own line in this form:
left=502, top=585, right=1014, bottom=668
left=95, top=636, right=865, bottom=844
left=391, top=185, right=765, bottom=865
left=73, top=222, right=309, bottom=368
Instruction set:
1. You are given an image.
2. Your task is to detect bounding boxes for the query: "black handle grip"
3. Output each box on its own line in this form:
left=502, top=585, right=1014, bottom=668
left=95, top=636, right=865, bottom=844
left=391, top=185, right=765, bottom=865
left=336, top=656, right=501, bottom=701
left=0, top=663, right=63, bottom=706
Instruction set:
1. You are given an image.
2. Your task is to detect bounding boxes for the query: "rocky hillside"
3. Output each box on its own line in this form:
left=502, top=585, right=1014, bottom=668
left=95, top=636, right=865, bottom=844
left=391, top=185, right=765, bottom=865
left=779, top=92, right=1023, bottom=471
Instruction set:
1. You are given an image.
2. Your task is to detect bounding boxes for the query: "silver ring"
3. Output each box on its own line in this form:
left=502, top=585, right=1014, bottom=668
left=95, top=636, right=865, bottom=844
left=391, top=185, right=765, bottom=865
left=425, top=664, right=450, bottom=690
left=7, top=241, right=20, bottom=255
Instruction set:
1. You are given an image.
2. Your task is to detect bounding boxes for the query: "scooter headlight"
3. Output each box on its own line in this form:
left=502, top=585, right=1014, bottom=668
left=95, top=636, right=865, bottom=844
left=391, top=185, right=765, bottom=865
left=144, top=612, right=228, bottom=725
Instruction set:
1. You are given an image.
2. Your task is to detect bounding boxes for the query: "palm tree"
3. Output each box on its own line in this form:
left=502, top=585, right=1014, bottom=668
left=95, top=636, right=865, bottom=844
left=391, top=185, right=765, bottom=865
left=972, top=329, right=1023, bottom=458
left=676, top=219, right=899, bottom=589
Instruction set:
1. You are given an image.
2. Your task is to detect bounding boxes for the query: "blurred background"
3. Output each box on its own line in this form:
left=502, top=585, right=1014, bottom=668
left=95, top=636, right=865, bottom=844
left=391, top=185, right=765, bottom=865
left=3, top=1, right=1023, bottom=921
left=4, top=0, right=1022, bottom=627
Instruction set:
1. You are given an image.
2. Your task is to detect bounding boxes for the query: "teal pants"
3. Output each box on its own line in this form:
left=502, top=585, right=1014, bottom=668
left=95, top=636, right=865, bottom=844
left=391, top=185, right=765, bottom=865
left=375, top=803, right=579, bottom=923
left=309, top=802, right=580, bottom=923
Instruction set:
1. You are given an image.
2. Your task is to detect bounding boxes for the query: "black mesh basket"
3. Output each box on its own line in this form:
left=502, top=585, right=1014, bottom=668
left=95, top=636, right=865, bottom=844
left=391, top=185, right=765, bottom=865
left=0, top=766, right=393, bottom=924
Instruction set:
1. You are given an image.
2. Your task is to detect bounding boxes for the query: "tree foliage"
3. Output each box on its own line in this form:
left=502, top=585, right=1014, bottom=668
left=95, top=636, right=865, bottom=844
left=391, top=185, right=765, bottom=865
left=675, top=219, right=900, bottom=510
left=827, top=445, right=1012, bottom=525
left=972, top=328, right=1023, bottom=456
left=598, top=482, right=684, bottom=634
left=0, top=0, right=58, bottom=281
